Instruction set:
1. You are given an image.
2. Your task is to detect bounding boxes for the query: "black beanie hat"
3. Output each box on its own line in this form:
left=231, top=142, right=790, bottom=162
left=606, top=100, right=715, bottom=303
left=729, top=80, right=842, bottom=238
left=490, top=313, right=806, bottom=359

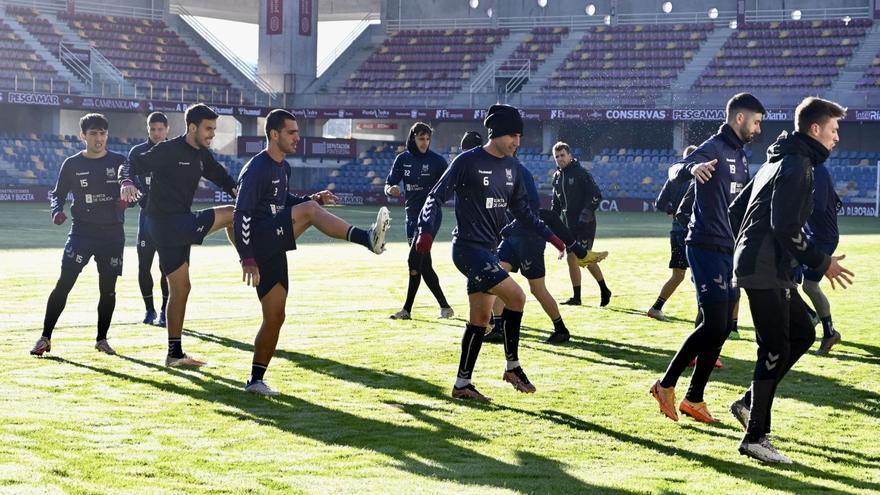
left=460, top=130, right=483, bottom=150
left=483, top=104, right=524, bottom=139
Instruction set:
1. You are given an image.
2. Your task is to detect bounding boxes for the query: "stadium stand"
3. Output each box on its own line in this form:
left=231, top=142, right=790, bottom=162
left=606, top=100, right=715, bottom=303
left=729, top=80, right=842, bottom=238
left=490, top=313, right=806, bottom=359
left=340, top=28, right=510, bottom=94
left=696, top=18, right=872, bottom=91
left=4, top=5, right=248, bottom=102
left=0, top=133, right=244, bottom=188
left=56, top=11, right=238, bottom=100
left=305, top=143, right=877, bottom=203
left=501, top=27, right=569, bottom=72
left=857, top=49, right=880, bottom=89
left=545, top=23, right=715, bottom=94
left=0, top=16, right=62, bottom=92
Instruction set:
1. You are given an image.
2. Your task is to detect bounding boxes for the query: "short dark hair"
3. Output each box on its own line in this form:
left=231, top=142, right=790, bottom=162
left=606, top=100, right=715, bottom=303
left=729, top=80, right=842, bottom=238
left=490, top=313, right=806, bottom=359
left=264, top=109, right=297, bottom=138
left=184, top=103, right=218, bottom=128
left=79, top=113, right=108, bottom=132
left=795, top=97, right=847, bottom=132
left=552, top=141, right=570, bottom=155
left=147, top=112, right=168, bottom=126
left=410, top=122, right=432, bottom=137
left=683, top=145, right=697, bottom=158
left=726, top=93, right=766, bottom=119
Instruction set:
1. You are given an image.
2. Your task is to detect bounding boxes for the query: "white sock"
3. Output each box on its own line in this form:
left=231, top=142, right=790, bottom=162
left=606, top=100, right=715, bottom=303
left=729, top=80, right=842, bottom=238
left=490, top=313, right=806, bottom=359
left=506, top=360, right=520, bottom=371
left=454, top=378, right=470, bottom=388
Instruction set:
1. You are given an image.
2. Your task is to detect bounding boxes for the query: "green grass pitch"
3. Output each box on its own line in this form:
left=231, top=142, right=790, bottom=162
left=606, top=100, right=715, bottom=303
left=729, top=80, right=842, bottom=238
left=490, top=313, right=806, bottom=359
left=0, top=202, right=878, bottom=494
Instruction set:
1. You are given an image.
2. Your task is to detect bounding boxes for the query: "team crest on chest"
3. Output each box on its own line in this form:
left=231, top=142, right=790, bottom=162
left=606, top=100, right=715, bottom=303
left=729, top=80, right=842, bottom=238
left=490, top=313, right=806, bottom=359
left=505, top=168, right=513, bottom=181
left=105, top=167, right=115, bottom=179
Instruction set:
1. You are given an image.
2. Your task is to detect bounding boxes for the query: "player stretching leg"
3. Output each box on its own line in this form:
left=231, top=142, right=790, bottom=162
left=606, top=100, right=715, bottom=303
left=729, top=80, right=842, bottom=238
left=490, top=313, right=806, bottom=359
left=415, top=104, right=567, bottom=400
left=235, top=110, right=390, bottom=395
left=490, top=161, right=580, bottom=345
left=120, top=104, right=239, bottom=368
left=31, top=114, right=127, bottom=356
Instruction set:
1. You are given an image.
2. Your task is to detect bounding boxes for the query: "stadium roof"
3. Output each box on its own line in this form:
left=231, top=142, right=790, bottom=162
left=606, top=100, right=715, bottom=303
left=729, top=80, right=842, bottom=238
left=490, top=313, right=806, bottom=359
left=170, top=0, right=381, bottom=23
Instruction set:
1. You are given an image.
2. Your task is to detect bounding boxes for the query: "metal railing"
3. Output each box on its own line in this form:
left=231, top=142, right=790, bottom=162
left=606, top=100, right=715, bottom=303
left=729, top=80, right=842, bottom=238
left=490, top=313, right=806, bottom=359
left=469, top=62, right=496, bottom=94
left=503, top=59, right=531, bottom=97
left=58, top=41, right=91, bottom=85
left=10, top=75, right=72, bottom=94
left=58, top=40, right=127, bottom=92
left=172, top=4, right=278, bottom=98
left=5, top=0, right=162, bottom=20
left=386, top=6, right=873, bottom=33
left=317, top=12, right=379, bottom=78
left=746, top=7, right=870, bottom=23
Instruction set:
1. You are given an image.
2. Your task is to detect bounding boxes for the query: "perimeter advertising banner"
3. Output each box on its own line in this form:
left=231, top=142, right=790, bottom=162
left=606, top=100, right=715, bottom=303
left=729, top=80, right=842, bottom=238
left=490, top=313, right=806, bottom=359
left=4, top=91, right=880, bottom=124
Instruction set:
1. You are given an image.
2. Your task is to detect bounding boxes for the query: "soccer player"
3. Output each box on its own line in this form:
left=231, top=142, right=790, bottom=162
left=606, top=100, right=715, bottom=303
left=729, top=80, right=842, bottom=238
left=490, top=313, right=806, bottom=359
left=650, top=93, right=764, bottom=424
left=803, top=159, right=843, bottom=355
left=551, top=142, right=610, bottom=307
left=129, top=112, right=170, bottom=327
left=647, top=145, right=696, bottom=321
left=119, top=104, right=238, bottom=368
left=234, top=109, right=390, bottom=395
left=30, top=113, right=127, bottom=356
left=491, top=162, right=576, bottom=345
left=384, top=122, right=452, bottom=320
left=415, top=104, right=568, bottom=401
left=728, top=97, right=853, bottom=464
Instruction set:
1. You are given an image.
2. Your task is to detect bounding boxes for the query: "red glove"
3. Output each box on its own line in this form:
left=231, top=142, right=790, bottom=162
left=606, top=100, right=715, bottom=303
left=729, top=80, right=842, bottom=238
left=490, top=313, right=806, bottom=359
left=414, top=233, right=434, bottom=254
left=241, top=258, right=257, bottom=267
left=548, top=234, right=566, bottom=252
left=117, top=198, right=129, bottom=212
left=52, top=211, right=67, bottom=225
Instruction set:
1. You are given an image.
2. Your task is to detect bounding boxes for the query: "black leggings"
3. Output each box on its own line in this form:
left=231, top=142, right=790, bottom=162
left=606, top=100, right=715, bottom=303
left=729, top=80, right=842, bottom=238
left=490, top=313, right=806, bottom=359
left=744, top=287, right=815, bottom=440
left=660, top=296, right=737, bottom=402
left=138, top=242, right=168, bottom=312
left=43, top=268, right=118, bottom=341
left=402, top=246, right=449, bottom=312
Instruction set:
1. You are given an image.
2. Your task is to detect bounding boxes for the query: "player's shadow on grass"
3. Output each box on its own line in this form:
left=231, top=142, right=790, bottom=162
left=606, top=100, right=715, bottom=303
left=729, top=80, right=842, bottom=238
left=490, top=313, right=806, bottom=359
left=600, top=305, right=697, bottom=325
left=677, top=422, right=880, bottom=471
left=523, top=409, right=880, bottom=494
left=843, top=340, right=880, bottom=356
left=52, top=354, right=641, bottom=495
left=518, top=329, right=880, bottom=419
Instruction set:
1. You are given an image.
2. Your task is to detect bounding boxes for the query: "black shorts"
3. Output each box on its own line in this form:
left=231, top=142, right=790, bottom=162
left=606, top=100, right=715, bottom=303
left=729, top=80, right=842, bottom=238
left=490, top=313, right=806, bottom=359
left=498, top=235, right=546, bottom=279
left=147, top=209, right=216, bottom=274
left=452, top=242, right=509, bottom=294
left=62, top=230, right=125, bottom=277
left=669, top=230, right=689, bottom=269
left=253, top=207, right=297, bottom=299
